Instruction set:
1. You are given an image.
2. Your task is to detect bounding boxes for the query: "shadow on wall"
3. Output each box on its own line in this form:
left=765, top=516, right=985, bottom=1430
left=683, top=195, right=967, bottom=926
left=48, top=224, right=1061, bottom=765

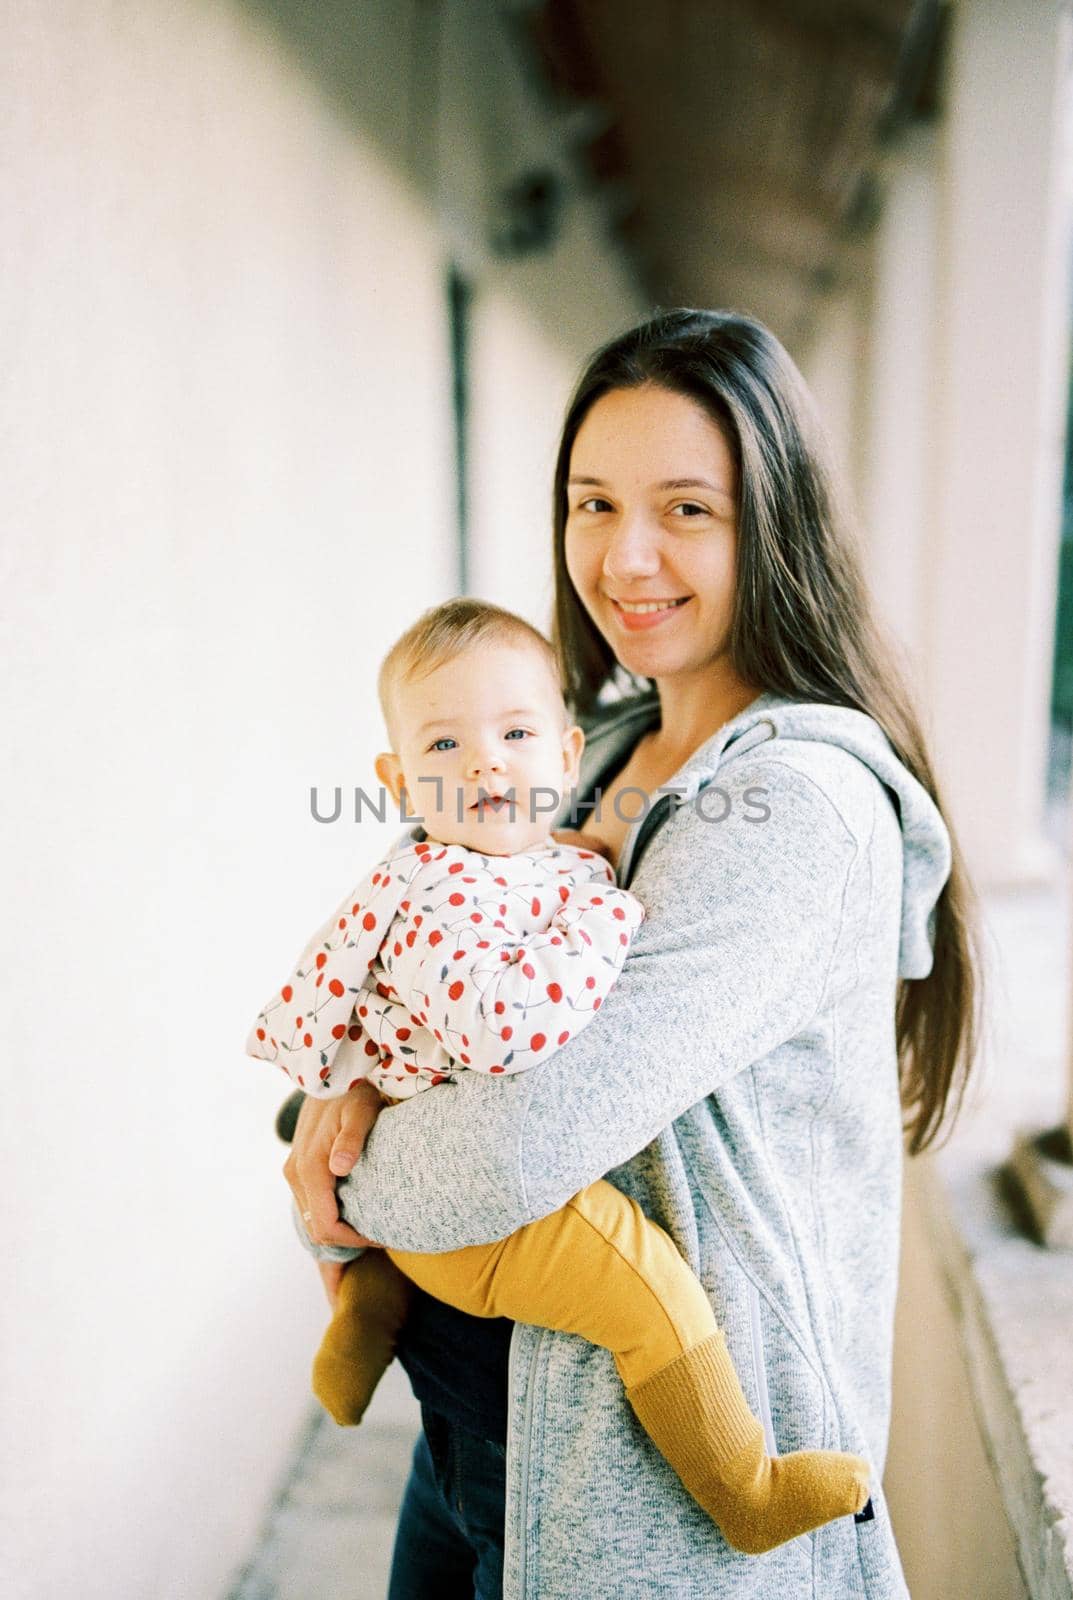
left=237, top=0, right=614, bottom=359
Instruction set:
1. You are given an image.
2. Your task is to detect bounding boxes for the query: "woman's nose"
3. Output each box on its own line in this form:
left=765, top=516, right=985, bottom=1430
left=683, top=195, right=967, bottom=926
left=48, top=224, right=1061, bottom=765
left=601, top=511, right=661, bottom=582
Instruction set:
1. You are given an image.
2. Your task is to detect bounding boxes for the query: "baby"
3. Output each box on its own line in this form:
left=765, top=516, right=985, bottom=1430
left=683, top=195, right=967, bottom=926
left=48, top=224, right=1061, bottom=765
left=246, top=596, right=870, bottom=1555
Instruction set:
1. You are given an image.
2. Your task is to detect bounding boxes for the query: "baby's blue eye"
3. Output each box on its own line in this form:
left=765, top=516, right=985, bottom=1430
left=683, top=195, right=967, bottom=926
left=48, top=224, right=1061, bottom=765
left=430, top=737, right=456, bottom=752
left=505, top=728, right=531, bottom=740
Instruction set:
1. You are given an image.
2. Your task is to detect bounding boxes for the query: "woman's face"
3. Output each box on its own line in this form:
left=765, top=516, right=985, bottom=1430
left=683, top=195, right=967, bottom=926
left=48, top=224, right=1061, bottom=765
left=564, top=384, right=741, bottom=689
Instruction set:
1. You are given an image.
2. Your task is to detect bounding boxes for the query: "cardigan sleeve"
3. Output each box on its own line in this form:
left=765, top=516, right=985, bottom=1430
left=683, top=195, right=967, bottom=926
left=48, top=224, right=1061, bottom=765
left=304, top=758, right=859, bottom=1254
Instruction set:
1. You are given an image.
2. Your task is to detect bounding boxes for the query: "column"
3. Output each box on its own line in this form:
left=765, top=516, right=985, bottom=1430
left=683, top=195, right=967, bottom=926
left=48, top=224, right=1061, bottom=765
left=923, top=0, right=1072, bottom=890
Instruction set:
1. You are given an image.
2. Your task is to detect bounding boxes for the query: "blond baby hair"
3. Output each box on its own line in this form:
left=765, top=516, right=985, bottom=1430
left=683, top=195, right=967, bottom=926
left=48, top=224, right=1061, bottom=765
left=377, top=596, right=567, bottom=749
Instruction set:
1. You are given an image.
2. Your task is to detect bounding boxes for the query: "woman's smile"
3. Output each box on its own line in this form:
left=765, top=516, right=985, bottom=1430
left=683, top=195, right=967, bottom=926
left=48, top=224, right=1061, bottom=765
left=609, top=595, right=692, bottom=630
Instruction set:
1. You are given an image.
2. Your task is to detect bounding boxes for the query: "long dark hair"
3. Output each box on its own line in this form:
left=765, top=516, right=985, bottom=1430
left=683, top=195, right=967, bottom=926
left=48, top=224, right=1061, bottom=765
left=550, top=307, right=982, bottom=1155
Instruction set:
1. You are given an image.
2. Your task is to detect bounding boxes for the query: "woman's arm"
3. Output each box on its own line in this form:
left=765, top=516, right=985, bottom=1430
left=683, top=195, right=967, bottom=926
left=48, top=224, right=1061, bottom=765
left=323, top=757, right=859, bottom=1253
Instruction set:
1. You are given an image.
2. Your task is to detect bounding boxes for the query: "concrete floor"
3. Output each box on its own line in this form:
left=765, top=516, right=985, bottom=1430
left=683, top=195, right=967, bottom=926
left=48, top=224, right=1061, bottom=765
left=226, top=1361, right=420, bottom=1600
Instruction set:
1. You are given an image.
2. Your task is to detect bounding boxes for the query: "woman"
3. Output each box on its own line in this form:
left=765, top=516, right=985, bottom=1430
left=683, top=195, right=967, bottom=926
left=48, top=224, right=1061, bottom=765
left=279, top=308, right=980, bottom=1599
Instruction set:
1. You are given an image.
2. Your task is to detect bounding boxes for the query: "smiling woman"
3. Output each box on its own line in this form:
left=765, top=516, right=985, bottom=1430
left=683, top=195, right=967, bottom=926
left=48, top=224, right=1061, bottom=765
left=280, top=308, right=982, bottom=1600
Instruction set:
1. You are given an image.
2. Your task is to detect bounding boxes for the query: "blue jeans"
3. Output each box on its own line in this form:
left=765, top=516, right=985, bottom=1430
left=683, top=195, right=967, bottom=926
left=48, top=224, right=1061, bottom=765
left=387, top=1406, right=506, bottom=1600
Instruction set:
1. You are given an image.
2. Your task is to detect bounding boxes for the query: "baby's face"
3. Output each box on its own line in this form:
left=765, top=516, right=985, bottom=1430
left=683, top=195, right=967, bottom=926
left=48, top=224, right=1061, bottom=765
left=375, top=640, right=585, bottom=855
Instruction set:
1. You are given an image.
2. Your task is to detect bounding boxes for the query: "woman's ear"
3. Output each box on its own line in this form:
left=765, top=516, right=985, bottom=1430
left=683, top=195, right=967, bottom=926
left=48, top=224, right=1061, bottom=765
left=561, top=724, right=585, bottom=791
left=374, top=750, right=406, bottom=809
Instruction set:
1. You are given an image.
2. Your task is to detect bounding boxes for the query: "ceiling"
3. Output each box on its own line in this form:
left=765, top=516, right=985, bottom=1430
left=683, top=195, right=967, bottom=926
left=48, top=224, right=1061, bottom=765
left=516, top=0, right=945, bottom=347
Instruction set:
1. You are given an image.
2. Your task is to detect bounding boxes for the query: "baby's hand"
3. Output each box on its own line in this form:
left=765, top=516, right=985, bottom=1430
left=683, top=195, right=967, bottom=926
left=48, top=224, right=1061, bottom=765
left=551, top=827, right=612, bottom=860
left=318, top=1260, right=347, bottom=1308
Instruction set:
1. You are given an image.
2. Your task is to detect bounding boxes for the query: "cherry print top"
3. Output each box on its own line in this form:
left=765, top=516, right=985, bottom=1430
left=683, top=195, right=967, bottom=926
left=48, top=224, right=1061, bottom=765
left=246, top=831, right=646, bottom=1099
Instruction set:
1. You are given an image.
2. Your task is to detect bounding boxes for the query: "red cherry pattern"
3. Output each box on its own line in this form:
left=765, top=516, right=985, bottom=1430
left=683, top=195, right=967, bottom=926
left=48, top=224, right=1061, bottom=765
left=246, top=832, right=644, bottom=1098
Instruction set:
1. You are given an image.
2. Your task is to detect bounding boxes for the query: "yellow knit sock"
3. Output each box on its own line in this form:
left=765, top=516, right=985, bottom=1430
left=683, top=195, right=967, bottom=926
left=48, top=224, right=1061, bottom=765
left=311, top=1250, right=412, bottom=1426
left=625, top=1329, right=871, bottom=1554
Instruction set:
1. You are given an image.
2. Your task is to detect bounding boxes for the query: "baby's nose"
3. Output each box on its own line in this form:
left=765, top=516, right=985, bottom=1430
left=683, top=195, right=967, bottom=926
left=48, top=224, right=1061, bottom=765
left=467, top=746, right=505, bottom=777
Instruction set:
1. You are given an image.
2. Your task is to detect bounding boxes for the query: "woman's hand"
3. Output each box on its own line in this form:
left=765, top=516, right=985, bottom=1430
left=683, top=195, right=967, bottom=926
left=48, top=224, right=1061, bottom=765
left=283, top=1082, right=385, bottom=1249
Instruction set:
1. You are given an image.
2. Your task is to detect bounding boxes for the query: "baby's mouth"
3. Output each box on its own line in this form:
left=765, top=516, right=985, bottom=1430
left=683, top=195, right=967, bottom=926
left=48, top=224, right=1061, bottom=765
left=471, top=794, right=511, bottom=813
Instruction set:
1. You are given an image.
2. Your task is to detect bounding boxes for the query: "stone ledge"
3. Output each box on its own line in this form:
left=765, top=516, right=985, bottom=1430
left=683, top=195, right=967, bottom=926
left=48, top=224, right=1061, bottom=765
left=922, top=881, right=1073, bottom=1600
left=924, top=1156, right=1073, bottom=1600
left=1008, top=1126, right=1073, bottom=1249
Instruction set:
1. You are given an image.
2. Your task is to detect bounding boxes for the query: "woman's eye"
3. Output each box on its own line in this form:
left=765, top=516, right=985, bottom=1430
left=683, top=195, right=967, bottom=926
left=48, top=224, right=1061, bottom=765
left=670, top=502, right=708, bottom=517
left=577, top=497, right=613, bottom=513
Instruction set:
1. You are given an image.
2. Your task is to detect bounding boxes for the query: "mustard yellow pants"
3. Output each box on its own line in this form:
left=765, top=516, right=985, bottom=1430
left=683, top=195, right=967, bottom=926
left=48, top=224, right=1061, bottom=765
left=311, top=1174, right=871, bottom=1554
left=395, top=1177, right=715, bottom=1385
left=313, top=1176, right=716, bottom=1424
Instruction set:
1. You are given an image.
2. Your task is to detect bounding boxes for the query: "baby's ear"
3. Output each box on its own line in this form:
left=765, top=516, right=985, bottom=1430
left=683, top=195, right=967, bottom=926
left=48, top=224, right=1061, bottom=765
left=561, top=724, right=585, bottom=787
left=375, top=750, right=405, bottom=807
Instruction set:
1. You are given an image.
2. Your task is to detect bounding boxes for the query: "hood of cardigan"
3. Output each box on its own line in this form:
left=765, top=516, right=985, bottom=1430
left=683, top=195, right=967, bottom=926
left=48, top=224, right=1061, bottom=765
left=571, top=687, right=952, bottom=981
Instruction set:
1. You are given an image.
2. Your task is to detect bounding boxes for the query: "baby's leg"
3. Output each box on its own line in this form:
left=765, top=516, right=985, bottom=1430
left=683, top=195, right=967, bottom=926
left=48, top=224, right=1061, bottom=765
left=311, top=1249, right=412, bottom=1426
left=389, top=1180, right=870, bottom=1555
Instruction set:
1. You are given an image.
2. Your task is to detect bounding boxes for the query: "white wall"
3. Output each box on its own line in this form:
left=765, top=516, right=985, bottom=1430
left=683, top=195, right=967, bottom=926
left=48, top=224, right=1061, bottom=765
left=0, top=3, right=638, bottom=1598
